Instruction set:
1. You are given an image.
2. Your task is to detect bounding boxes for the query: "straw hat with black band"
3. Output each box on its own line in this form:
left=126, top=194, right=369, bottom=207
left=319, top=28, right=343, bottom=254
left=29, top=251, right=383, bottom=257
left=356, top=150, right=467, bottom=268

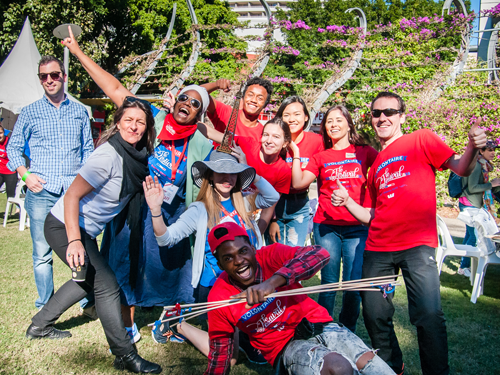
left=191, top=151, right=256, bottom=190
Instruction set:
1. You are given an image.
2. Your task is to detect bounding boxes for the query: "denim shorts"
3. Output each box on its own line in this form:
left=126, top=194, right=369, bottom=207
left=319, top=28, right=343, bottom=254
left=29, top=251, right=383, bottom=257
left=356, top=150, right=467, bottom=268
left=281, top=323, right=395, bottom=375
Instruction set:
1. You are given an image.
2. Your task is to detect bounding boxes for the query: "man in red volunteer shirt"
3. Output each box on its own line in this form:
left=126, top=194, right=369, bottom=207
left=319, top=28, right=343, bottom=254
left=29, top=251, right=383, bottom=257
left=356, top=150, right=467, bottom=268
left=204, top=221, right=395, bottom=375
left=201, top=77, right=273, bottom=142
left=332, top=92, right=487, bottom=375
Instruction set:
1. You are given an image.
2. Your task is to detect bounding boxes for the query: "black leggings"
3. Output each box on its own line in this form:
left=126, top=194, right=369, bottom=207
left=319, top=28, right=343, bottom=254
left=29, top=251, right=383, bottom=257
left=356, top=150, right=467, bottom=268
left=32, top=213, right=133, bottom=356
left=0, top=172, right=17, bottom=198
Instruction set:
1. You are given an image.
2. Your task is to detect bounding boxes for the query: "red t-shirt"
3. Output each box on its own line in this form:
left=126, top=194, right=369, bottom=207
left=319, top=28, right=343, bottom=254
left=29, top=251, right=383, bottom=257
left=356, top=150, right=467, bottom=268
left=285, top=131, right=324, bottom=194
left=236, top=136, right=292, bottom=194
left=306, top=144, right=378, bottom=226
left=207, top=244, right=332, bottom=366
left=0, top=137, right=15, bottom=175
left=364, top=129, right=455, bottom=251
left=208, top=101, right=264, bottom=143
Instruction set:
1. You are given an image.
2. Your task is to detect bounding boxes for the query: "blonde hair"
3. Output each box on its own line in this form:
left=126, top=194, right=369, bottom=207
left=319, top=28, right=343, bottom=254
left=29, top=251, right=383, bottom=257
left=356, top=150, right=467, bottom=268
left=196, top=170, right=256, bottom=238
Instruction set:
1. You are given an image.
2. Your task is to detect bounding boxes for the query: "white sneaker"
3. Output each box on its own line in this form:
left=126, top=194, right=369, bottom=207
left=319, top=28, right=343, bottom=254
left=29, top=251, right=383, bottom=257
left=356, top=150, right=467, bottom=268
left=125, top=323, right=141, bottom=344
left=457, top=268, right=471, bottom=277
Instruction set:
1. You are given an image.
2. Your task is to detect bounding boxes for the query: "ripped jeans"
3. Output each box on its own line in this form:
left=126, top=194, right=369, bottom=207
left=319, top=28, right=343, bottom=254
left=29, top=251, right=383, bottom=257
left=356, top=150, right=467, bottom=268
left=266, top=194, right=310, bottom=246
left=282, top=323, right=395, bottom=375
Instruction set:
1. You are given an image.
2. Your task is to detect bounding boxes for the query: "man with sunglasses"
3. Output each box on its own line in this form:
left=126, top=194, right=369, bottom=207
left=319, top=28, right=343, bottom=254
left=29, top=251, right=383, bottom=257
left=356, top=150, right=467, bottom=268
left=201, top=77, right=273, bottom=143
left=331, top=91, right=486, bottom=375
left=7, top=55, right=93, bottom=310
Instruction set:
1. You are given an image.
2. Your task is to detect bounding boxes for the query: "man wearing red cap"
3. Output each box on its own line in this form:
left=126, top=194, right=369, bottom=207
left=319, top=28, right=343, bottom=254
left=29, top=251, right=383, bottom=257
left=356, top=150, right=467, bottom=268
left=204, top=222, right=395, bottom=375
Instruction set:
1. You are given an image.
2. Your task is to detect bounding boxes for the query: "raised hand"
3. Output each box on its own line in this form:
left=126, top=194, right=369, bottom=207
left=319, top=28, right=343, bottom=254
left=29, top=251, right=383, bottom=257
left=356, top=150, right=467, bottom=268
left=62, top=25, right=82, bottom=55
left=163, top=92, right=175, bottom=112
left=468, top=118, right=487, bottom=149
left=143, top=176, right=164, bottom=213
left=216, top=79, right=231, bottom=92
left=331, top=179, right=350, bottom=207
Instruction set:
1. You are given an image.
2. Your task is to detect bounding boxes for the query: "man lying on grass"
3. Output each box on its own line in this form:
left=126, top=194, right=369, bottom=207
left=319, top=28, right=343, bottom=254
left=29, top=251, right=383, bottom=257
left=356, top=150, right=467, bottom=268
left=203, top=222, right=395, bottom=374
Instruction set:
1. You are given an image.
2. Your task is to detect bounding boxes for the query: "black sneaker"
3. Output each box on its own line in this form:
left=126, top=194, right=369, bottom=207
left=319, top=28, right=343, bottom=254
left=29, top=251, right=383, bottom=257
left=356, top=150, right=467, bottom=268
left=238, top=331, right=267, bottom=365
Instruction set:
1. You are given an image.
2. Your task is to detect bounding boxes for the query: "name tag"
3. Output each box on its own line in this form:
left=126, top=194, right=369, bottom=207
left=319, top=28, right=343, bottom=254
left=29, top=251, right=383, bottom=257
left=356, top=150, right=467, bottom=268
left=346, top=153, right=356, bottom=158
left=163, top=183, right=179, bottom=204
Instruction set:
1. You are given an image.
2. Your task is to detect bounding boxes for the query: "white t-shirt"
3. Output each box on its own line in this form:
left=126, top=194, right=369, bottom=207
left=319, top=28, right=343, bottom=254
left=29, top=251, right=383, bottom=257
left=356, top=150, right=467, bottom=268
left=51, top=142, right=131, bottom=238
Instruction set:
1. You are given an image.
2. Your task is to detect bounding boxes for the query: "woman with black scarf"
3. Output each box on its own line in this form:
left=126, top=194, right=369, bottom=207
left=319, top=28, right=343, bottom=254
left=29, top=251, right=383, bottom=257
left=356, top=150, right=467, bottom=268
left=25, top=99, right=162, bottom=374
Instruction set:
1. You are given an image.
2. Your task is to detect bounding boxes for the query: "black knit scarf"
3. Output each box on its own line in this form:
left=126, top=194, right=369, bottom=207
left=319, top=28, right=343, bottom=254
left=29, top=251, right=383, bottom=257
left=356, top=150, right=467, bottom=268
left=108, top=133, right=149, bottom=288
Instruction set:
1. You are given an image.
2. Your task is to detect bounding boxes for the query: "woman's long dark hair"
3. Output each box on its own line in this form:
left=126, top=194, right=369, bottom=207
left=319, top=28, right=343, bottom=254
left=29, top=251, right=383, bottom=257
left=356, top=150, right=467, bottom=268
left=320, top=105, right=365, bottom=149
left=98, top=98, right=156, bottom=154
left=262, top=117, right=292, bottom=160
left=275, top=96, right=310, bottom=130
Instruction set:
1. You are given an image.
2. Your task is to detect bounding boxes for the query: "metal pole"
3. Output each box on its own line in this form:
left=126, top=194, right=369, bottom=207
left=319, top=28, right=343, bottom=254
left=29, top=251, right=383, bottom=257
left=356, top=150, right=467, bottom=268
left=471, top=28, right=500, bottom=33
left=64, top=46, right=69, bottom=93
left=463, top=67, right=500, bottom=72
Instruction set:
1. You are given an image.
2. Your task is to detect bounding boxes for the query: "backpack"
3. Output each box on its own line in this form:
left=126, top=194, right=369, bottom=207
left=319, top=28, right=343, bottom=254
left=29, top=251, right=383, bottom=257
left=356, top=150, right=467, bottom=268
left=447, top=171, right=467, bottom=198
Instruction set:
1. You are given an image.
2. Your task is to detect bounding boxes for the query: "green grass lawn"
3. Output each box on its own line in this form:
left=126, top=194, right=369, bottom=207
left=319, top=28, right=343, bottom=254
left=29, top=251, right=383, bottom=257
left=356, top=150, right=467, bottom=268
left=0, top=192, right=499, bottom=374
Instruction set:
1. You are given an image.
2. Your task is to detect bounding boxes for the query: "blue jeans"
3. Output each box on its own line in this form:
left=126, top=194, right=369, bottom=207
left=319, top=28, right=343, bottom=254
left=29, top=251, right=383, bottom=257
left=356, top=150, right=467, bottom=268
left=458, top=202, right=475, bottom=268
left=25, top=189, right=61, bottom=308
left=313, top=223, right=368, bottom=332
left=265, top=195, right=310, bottom=246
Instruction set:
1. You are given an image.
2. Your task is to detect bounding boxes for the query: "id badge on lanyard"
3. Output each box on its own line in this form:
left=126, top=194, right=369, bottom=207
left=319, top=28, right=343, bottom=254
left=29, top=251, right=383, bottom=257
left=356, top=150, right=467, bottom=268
left=162, top=139, right=187, bottom=204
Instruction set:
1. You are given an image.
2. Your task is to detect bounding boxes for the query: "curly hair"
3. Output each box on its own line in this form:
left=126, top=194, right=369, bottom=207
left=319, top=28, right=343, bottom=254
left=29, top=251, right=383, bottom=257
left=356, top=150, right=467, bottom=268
left=243, top=77, right=274, bottom=106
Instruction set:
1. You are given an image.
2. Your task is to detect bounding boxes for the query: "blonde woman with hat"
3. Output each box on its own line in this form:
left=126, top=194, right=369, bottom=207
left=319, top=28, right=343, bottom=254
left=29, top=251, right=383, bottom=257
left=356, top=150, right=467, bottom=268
left=145, top=149, right=279, bottom=354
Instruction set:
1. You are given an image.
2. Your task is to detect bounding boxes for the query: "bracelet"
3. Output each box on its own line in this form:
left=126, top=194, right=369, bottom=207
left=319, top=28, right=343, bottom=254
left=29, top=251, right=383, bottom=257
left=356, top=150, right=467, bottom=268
left=293, top=157, right=300, bottom=160
left=151, top=213, right=162, bottom=218
left=22, top=171, right=31, bottom=182
left=68, top=239, right=82, bottom=246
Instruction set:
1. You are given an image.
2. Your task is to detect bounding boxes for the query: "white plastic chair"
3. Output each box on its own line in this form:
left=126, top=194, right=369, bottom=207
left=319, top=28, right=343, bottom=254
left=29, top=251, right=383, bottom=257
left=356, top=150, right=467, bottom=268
left=435, top=215, right=482, bottom=279
left=3, top=179, right=29, bottom=231
left=461, top=208, right=500, bottom=303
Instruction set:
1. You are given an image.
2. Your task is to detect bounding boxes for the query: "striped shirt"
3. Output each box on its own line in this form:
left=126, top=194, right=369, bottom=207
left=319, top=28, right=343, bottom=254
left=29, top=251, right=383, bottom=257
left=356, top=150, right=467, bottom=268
left=7, top=95, right=93, bottom=194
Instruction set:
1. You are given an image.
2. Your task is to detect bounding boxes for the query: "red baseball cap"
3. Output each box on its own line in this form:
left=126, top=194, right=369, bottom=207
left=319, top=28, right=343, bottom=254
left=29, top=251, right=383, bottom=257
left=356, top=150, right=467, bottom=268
left=208, top=222, right=249, bottom=255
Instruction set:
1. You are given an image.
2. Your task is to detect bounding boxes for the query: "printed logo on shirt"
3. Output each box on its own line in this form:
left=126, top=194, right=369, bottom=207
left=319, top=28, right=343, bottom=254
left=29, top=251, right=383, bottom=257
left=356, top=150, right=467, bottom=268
left=376, top=166, right=410, bottom=190
left=325, top=165, right=363, bottom=181
left=244, top=299, right=287, bottom=333
left=375, top=156, right=407, bottom=176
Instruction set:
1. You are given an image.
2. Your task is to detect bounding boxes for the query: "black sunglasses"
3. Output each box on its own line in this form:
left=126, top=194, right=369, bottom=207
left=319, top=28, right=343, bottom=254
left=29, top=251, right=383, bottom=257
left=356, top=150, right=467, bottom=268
left=371, top=108, right=402, bottom=118
left=177, top=94, right=201, bottom=109
left=38, top=71, right=62, bottom=82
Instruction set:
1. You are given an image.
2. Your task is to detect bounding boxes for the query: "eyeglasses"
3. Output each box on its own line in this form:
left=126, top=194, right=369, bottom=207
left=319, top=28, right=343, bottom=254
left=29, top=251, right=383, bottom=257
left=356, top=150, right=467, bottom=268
left=124, top=96, right=151, bottom=107
left=38, top=72, right=62, bottom=82
left=371, top=108, right=402, bottom=118
left=177, top=94, right=201, bottom=109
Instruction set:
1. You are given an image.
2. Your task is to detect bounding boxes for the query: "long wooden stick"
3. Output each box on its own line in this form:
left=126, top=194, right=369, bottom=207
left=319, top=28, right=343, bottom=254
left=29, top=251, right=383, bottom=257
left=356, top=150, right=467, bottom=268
left=148, top=279, right=400, bottom=327
left=161, top=274, right=402, bottom=311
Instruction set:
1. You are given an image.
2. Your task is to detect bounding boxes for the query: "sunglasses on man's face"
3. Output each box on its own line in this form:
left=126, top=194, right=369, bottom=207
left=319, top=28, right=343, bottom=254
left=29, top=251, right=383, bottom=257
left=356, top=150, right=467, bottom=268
left=177, top=94, right=201, bottom=110
left=371, top=108, right=402, bottom=118
left=38, top=71, right=62, bottom=82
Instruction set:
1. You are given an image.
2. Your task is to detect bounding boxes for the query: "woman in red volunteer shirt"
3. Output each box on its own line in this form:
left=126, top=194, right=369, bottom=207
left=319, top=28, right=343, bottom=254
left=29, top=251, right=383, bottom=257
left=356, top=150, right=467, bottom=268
left=0, top=125, right=18, bottom=199
left=267, top=96, right=323, bottom=246
left=199, top=116, right=292, bottom=196
left=290, top=105, right=378, bottom=332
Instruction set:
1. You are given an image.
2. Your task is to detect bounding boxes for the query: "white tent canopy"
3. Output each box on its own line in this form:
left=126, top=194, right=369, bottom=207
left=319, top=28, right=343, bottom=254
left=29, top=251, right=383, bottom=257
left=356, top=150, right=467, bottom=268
left=0, top=17, right=92, bottom=118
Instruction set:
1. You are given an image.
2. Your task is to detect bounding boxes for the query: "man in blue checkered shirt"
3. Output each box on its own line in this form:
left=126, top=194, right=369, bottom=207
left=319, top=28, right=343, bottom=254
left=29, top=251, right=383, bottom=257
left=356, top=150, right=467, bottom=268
left=7, top=55, right=93, bottom=309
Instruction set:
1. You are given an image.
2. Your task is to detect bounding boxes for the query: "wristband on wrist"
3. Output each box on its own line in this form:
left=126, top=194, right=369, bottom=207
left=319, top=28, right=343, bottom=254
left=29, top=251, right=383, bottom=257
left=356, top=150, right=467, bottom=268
left=22, top=171, right=31, bottom=182
left=293, top=157, right=300, bottom=160
left=151, top=212, right=162, bottom=218
left=68, top=239, right=82, bottom=246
